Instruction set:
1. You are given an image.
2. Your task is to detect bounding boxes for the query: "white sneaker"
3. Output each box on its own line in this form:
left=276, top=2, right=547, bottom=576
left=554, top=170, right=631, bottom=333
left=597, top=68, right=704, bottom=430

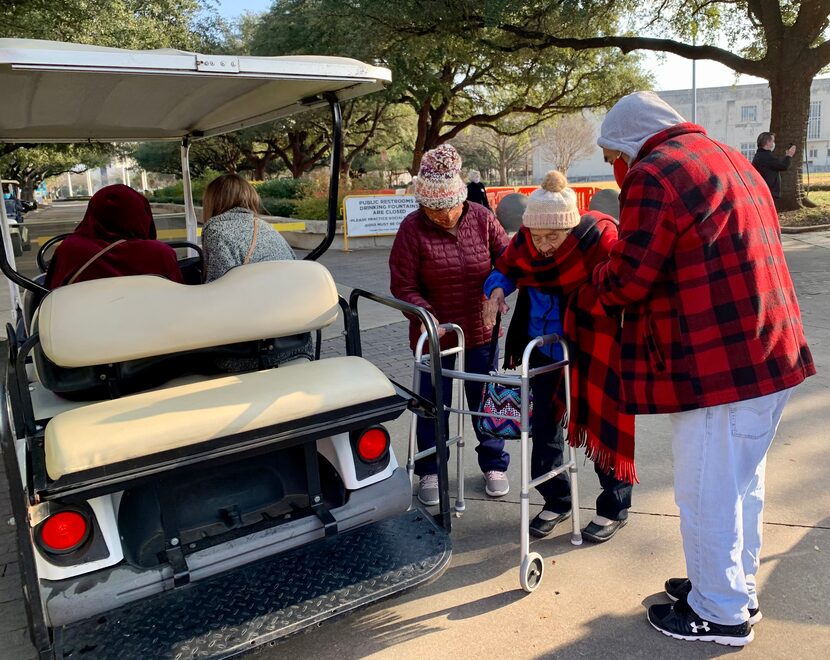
left=484, top=471, right=509, bottom=497
left=417, top=474, right=440, bottom=506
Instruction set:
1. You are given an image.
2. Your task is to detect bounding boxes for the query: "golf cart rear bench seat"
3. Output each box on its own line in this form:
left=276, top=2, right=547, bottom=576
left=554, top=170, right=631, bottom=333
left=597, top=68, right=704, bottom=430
left=44, top=355, right=397, bottom=480
left=31, top=260, right=337, bottom=398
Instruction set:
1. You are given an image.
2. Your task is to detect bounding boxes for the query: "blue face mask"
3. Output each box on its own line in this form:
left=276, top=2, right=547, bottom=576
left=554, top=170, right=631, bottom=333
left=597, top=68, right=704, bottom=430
left=2, top=193, right=11, bottom=200
left=770, top=142, right=776, bottom=151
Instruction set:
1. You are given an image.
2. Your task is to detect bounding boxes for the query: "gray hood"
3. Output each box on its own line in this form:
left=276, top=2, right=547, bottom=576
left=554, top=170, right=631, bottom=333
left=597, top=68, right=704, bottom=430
left=598, top=91, right=687, bottom=160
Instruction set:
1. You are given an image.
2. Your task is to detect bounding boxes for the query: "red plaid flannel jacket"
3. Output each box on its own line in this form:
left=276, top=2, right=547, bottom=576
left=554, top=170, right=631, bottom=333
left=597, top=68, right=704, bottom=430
left=593, top=124, right=815, bottom=414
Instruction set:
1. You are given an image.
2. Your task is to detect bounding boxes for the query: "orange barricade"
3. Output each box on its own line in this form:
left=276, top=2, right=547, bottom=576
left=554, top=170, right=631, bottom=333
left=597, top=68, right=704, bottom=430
left=352, top=188, right=396, bottom=196
left=484, top=186, right=513, bottom=209
left=483, top=185, right=600, bottom=212
left=572, top=186, right=598, bottom=210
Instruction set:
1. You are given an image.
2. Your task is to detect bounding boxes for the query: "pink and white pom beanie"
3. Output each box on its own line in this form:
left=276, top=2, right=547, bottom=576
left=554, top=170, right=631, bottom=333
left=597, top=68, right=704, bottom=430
left=522, top=171, right=580, bottom=230
left=414, top=144, right=468, bottom=210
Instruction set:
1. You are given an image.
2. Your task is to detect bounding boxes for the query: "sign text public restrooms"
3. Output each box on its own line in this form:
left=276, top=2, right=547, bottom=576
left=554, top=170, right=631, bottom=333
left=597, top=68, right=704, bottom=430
left=343, top=195, right=418, bottom=238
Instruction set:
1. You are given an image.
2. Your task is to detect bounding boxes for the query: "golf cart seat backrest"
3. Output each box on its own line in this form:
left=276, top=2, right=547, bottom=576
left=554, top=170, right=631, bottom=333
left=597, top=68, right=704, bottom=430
left=32, top=261, right=339, bottom=398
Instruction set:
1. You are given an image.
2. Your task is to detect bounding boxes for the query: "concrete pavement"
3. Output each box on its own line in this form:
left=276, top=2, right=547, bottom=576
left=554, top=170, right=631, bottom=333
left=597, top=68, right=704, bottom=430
left=276, top=233, right=830, bottom=660
left=0, top=203, right=827, bottom=658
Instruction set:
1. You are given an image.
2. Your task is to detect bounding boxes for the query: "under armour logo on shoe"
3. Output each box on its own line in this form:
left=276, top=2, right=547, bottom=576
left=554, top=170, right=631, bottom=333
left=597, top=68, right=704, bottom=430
left=690, top=621, right=711, bottom=633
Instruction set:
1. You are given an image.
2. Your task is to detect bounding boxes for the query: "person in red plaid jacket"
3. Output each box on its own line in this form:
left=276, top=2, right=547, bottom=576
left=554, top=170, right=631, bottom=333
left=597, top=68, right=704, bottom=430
left=593, top=91, right=815, bottom=647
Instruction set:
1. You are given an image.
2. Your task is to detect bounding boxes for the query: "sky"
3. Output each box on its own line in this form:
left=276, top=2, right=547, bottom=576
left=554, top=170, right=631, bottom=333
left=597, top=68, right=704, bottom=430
left=214, top=0, right=764, bottom=92
left=215, top=0, right=271, bottom=20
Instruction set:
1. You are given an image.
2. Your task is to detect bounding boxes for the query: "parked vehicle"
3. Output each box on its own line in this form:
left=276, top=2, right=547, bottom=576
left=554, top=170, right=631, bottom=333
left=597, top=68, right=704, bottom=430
left=0, top=38, right=453, bottom=659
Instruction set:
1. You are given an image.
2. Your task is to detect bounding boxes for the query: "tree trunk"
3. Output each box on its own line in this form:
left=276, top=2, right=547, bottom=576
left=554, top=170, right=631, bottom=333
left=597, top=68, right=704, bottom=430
left=340, top=155, right=353, bottom=192
left=253, top=159, right=268, bottom=181
left=768, top=73, right=813, bottom=211
left=21, top=179, right=36, bottom=202
left=410, top=103, right=431, bottom=174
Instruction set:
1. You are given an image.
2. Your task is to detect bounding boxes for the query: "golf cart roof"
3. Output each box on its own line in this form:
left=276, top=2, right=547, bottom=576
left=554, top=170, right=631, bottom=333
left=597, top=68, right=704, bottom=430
left=0, top=39, right=391, bottom=143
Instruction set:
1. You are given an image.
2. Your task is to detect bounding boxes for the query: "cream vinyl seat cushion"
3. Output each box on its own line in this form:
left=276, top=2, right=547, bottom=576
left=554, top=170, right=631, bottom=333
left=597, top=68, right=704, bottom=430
left=37, top=260, right=339, bottom=368
left=45, top=356, right=396, bottom=480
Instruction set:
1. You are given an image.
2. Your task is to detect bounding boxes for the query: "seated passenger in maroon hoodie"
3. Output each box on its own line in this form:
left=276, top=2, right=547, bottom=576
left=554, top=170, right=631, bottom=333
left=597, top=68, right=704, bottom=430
left=45, top=184, right=183, bottom=289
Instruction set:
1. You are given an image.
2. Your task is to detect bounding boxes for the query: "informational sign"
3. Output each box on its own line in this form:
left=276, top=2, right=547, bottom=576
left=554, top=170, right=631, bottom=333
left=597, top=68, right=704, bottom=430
left=343, top=195, right=418, bottom=238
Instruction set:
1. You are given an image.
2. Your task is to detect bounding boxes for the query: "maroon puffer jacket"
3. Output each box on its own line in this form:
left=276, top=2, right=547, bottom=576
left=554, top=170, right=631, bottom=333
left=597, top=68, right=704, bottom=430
left=390, top=202, right=509, bottom=351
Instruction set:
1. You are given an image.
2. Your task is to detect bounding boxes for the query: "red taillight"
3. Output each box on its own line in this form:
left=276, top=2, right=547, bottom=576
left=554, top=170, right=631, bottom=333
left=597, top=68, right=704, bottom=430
left=357, top=427, right=389, bottom=462
left=38, top=510, right=89, bottom=553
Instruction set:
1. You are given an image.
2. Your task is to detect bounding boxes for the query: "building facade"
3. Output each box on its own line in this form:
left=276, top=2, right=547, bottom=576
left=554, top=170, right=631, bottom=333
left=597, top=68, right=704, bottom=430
left=533, top=78, right=830, bottom=181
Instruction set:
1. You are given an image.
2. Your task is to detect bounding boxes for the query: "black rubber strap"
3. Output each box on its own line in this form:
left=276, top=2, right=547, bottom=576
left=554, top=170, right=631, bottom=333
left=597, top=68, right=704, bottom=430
left=157, top=483, right=190, bottom=586
left=303, top=443, right=337, bottom=537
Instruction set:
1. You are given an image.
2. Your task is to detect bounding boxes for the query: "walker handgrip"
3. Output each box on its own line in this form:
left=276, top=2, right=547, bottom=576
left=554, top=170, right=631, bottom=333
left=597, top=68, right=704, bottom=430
left=536, top=333, right=562, bottom=347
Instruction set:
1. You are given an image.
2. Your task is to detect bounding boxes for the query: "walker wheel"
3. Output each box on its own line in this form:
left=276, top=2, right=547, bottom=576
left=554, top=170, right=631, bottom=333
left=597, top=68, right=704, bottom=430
left=519, top=552, right=544, bottom=593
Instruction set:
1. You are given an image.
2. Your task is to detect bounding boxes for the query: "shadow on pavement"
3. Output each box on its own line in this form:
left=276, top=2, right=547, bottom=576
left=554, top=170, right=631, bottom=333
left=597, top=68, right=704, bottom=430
left=758, top=516, right=830, bottom=627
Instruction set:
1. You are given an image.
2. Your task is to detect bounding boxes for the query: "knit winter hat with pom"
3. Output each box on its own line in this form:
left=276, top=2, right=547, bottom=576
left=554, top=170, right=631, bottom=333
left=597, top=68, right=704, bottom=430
left=522, top=171, right=580, bottom=230
left=414, top=144, right=468, bottom=210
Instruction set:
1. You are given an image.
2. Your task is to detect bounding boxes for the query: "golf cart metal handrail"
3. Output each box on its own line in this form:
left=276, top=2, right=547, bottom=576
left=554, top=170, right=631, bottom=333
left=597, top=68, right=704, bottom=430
left=36, top=233, right=204, bottom=274
left=0, top=353, right=51, bottom=653
left=0, top=220, right=48, bottom=296
left=348, top=288, right=452, bottom=532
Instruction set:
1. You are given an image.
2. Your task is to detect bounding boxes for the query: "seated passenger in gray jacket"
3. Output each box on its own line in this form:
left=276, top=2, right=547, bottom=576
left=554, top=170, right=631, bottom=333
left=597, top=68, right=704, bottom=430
left=201, top=174, right=313, bottom=369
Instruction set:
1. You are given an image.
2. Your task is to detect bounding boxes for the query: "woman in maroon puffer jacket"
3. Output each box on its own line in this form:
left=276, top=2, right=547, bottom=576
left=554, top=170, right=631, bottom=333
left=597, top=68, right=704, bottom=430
left=390, top=144, right=509, bottom=507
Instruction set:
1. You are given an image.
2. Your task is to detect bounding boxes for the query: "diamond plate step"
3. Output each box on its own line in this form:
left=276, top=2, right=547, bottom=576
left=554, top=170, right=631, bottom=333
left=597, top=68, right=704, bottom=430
left=56, top=509, right=450, bottom=659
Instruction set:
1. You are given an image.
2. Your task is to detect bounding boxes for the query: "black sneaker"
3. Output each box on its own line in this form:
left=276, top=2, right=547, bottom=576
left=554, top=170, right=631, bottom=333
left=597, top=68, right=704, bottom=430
left=529, top=510, right=570, bottom=538
left=664, top=578, right=762, bottom=625
left=648, top=595, right=754, bottom=646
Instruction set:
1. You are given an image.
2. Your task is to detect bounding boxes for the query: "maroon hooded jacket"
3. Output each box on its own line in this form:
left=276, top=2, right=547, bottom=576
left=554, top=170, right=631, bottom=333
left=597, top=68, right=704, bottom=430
left=45, top=184, right=183, bottom=289
left=390, top=202, right=508, bottom=350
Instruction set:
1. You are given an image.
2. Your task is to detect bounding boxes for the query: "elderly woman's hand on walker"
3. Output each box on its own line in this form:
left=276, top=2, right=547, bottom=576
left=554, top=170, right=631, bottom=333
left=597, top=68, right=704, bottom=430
left=483, top=287, right=509, bottom=328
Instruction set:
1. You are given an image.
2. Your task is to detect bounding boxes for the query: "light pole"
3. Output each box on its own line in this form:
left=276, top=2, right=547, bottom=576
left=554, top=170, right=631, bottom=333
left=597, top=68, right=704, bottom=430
left=691, top=26, right=698, bottom=123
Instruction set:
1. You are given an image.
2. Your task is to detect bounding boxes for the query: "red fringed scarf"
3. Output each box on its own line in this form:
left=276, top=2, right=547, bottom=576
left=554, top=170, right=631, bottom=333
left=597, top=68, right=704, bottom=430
left=495, top=213, right=637, bottom=485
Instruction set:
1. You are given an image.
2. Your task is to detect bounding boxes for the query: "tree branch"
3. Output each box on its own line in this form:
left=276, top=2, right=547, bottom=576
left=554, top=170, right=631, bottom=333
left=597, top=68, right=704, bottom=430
left=487, top=25, right=768, bottom=78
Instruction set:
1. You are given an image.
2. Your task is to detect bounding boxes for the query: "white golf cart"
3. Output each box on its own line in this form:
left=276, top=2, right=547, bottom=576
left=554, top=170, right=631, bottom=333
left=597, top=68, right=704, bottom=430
left=0, top=39, right=454, bottom=658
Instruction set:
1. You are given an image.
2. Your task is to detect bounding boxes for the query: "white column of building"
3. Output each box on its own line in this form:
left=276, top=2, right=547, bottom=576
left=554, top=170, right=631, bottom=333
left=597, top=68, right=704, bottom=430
left=66, top=172, right=73, bottom=197
left=86, top=169, right=94, bottom=196
left=141, top=169, right=149, bottom=192
left=122, top=159, right=130, bottom=187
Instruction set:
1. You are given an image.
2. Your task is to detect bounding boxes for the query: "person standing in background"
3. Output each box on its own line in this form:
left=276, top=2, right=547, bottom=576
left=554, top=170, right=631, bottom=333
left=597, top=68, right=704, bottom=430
left=466, top=170, right=491, bottom=210
left=752, top=132, right=797, bottom=200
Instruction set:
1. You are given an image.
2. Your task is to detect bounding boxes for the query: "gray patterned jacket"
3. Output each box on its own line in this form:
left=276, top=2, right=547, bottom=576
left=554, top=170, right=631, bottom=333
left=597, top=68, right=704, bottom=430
left=202, top=207, right=313, bottom=369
